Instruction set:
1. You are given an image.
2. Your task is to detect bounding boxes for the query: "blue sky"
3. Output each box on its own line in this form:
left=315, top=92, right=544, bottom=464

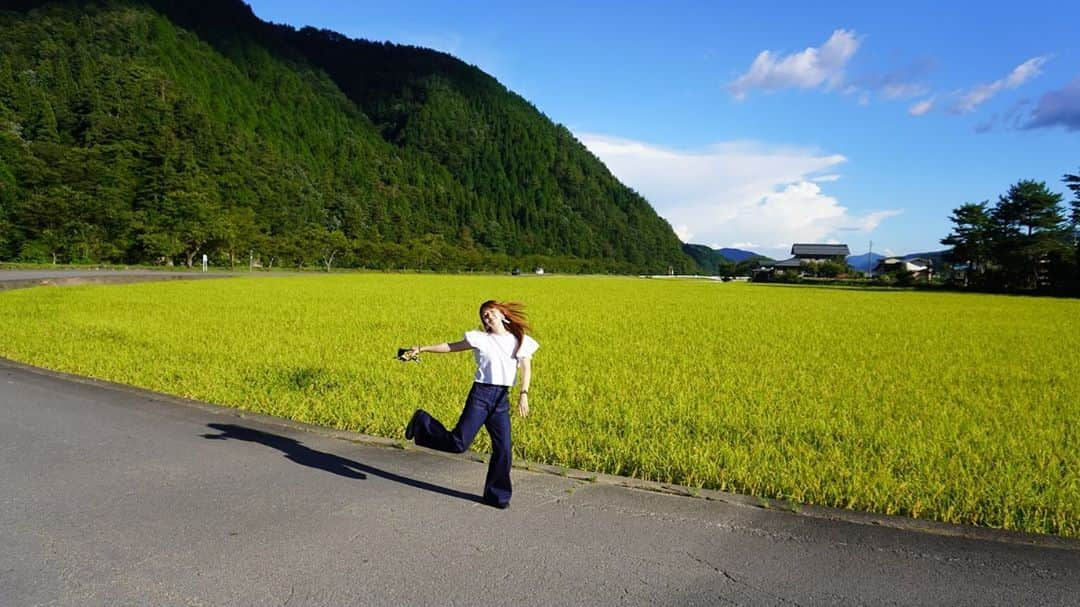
left=245, top=0, right=1080, bottom=259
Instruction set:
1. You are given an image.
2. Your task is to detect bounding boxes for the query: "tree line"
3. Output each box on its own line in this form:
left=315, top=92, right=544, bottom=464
left=941, top=172, right=1080, bottom=292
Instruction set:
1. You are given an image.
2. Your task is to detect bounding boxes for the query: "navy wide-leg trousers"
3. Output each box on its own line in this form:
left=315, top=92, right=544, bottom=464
left=411, top=382, right=513, bottom=506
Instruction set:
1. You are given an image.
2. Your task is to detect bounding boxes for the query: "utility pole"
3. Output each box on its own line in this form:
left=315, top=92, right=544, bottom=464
left=867, top=240, right=873, bottom=277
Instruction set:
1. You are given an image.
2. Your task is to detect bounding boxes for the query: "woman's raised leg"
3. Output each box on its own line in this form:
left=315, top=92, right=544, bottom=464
left=410, top=384, right=488, bottom=453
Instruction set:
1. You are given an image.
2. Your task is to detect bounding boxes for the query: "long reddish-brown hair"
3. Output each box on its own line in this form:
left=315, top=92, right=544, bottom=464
left=480, top=300, right=531, bottom=357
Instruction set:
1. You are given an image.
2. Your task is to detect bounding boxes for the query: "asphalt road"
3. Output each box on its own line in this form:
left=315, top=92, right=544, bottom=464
left=1, top=358, right=1078, bottom=607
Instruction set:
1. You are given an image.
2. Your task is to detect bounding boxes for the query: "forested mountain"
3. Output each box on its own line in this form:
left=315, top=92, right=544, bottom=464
left=845, top=252, right=886, bottom=271
left=0, top=0, right=696, bottom=273
left=714, top=247, right=764, bottom=263
left=681, top=243, right=770, bottom=275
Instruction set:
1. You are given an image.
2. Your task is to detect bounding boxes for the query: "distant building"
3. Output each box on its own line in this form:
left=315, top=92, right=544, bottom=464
left=874, top=257, right=933, bottom=281
left=761, top=243, right=851, bottom=274
left=791, top=243, right=851, bottom=261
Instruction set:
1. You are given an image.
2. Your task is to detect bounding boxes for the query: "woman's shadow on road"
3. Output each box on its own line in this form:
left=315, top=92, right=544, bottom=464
left=202, top=423, right=482, bottom=504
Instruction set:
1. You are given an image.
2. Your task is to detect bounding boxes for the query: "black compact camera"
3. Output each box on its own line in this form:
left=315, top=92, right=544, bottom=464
left=396, top=348, right=420, bottom=362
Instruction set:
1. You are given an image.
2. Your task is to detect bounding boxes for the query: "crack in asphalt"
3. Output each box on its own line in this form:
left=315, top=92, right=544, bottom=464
left=570, top=496, right=1062, bottom=581
left=685, top=551, right=806, bottom=607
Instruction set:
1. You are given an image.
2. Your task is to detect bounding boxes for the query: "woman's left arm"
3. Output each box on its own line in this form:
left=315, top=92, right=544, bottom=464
left=517, top=357, right=531, bottom=417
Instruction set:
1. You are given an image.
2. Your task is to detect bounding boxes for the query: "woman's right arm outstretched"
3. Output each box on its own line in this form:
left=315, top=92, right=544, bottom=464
left=409, top=340, right=471, bottom=358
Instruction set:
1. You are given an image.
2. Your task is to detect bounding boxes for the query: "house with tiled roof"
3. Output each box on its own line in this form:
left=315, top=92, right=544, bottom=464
left=767, top=243, right=850, bottom=270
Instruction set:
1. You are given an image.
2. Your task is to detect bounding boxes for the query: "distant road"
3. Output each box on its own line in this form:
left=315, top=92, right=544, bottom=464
left=0, top=268, right=245, bottom=291
left=2, top=359, right=1078, bottom=606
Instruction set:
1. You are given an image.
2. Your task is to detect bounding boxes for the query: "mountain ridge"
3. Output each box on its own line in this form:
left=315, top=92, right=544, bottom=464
left=714, top=247, right=766, bottom=263
left=0, top=0, right=696, bottom=272
left=681, top=243, right=772, bottom=274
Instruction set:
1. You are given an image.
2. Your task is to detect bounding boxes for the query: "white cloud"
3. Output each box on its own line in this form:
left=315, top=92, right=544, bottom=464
left=955, top=82, right=1001, bottom=113
left=952, top=55, right=1049, bottom=114
left=908, top=97, right=935, bottom=116
left=1005, top=57, right=1047, bottom=88
left=847, top=57, right=935, bottom=106
left=673, top=224, right=693, bottom=242
left=729, top=29, right=860, bottom=100
left=578, top=133, right=901, bottom=259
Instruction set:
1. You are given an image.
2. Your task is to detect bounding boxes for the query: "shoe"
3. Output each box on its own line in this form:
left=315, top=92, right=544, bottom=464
left=404, top=409, right=420, bottom=440
left=484, top=497, right=510, bottom=510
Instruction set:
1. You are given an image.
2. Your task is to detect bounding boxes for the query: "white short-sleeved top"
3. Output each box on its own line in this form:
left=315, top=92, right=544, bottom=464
left=464, top=330, right=539, bottom=386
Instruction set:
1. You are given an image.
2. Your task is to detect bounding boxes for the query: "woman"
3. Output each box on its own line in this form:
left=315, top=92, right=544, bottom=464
left=401, top=300, right=538, bottom=509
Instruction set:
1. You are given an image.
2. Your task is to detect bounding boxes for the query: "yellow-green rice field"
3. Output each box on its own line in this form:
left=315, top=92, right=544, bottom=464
left=1, top=274, right=1078, bottom=537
